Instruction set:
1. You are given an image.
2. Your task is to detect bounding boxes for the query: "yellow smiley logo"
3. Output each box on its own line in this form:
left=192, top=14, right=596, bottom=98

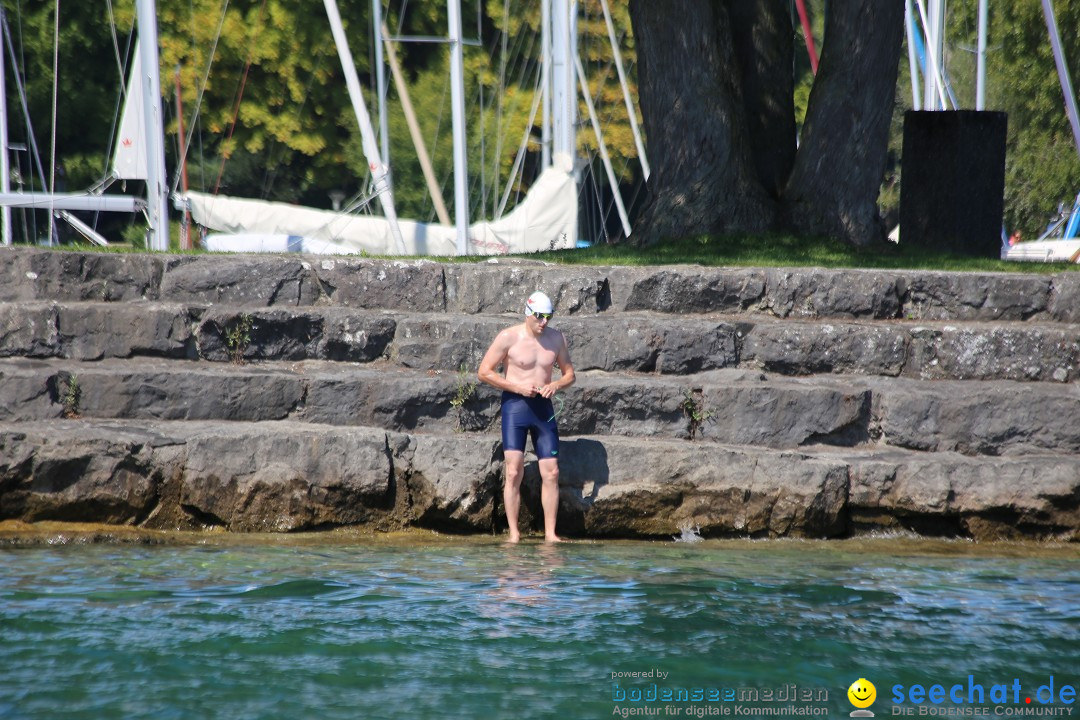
left=848, top=678, right=877, bottom=709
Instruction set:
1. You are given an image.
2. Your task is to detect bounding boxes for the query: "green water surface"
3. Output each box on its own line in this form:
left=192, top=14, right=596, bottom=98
left=1, top=536, right=1077, bottom=720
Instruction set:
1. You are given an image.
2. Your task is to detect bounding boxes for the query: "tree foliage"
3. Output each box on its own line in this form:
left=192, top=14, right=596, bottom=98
left=2, top=0, right=1075, bottom=245
left=960, top=0, right=1080, bottom=235
left=1, top=0, right=640, bottom=232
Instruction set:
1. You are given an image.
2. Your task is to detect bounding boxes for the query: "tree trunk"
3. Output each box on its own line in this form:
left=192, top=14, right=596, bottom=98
left=628, top=0, right=773, bottom=244
left=726, top=0, right=796, bottom=199
left=780, top=0, right=905, bottom=246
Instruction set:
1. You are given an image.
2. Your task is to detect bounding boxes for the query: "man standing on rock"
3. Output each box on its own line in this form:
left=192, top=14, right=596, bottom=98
left=478, top=291, right=575, bottom=543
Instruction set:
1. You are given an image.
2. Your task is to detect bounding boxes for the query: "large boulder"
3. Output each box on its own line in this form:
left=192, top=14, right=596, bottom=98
left=0, top=423, right=173, bottom=524
left=178, top=423, right=396, bottom=532
left=553, top=436, right=850, bottom=538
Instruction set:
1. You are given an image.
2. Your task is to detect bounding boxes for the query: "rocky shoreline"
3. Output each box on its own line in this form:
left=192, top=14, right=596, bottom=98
left=1, top=247, right=1078, bottom=541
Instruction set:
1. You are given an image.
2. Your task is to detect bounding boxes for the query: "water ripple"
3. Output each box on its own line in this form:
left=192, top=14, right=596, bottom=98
left=1, top=541, right=1077, bottom=719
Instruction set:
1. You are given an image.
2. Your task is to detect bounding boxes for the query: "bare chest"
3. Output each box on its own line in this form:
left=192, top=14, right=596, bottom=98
left=506, top=335, right=558, bottom=371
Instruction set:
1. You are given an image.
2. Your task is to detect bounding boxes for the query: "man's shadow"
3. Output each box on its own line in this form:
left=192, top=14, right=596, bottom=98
left=518, top=438, right=609, bottom=537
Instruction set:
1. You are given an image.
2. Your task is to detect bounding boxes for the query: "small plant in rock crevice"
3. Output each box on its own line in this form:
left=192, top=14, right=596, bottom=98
left=62, top=374, right=82, bottom=419
left=225, top=314, right=253, bottom=365
left=450, top=364, right=478, bottom=432
left=681, top=388, right=713, bottom=441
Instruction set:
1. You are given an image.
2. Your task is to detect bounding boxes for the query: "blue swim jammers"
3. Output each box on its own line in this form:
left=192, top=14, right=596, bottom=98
left=500, top=391, right=559, bottom=459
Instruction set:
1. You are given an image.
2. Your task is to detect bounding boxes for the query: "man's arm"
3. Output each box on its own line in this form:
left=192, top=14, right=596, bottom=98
left=478, top=329, right=535, bottom=396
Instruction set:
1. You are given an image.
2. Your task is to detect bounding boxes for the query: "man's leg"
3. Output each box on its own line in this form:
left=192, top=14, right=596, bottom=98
left=537, top=458, right=562, bottom=542
left=503, top=450, right=525, bottom=543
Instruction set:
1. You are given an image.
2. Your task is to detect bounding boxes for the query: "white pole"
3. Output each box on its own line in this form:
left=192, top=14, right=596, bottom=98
left=551, top=0, right=576, bottom=159
left=916, top=0, right=949, bottom=110
left=576, top=53, right=630, bottom=239
left=923, top=0, right=940, bottom=110
left=905, top=0, right=922, bottom=110
left=0, top=7, right=10, bottom=246
left=976, top=0, right=988, bottom=110
left=0, top=193, right=142, bottom=212
left=447, top=0, right=469, bottom=254
left=541, top=0, right=551, bottom=170
left=135, top=0, right=170, bottom=251
left=323, top=0, right=406, bottom=254
left=372, top=0, right=390, bottom=166
left=599, top=0, right=648, bottom=180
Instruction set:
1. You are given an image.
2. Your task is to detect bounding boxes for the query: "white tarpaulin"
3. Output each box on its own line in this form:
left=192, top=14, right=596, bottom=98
left=185, top=154, right=577, bottom=256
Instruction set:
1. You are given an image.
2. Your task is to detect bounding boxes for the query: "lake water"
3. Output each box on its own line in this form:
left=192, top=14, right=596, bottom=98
left=1, top=533, right=1077, bottom=720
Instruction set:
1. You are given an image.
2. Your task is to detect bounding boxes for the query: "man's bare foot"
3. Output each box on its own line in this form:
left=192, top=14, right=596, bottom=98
left=506, top=532, right=521, bottom=544
left=544, top=534, right=564, bottom=543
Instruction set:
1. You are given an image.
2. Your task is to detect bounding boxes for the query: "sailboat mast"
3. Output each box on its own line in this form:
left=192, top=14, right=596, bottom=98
left=447, top=0, right=469, bottom=254
left=135, top=0, right=170, bottom=251
left=0, top=7, right=10, bottom=246
left=922, top=0, right=946, bottom=110
left=372, top=0, right=391, bottom=166
left=541, top=0, right=551, bottom=170
left=976, top=0, right=988, bottom=110
left=551, top=0, right=576, bottom=161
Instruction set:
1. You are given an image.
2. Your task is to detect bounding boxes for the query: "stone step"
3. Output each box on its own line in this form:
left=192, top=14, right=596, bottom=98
left=3, top=246, right=1079, bottom=323
left=2, top=301, right=1078, bottom=382
left=3, top=357, right=1078, bottom=457
left=1, top=419, right=1076, bottom=541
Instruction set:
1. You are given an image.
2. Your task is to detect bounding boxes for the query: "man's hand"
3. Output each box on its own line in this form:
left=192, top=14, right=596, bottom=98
left=534, top=384, right=555, bottom=399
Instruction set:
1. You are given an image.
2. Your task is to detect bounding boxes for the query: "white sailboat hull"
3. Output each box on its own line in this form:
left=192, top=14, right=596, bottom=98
left=1004, top=238, right=1080, bottom=263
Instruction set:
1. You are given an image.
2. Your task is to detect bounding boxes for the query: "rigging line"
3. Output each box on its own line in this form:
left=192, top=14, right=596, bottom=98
left=185, top=0, right=200, bottom=191
left=598, top=0, right=647, bottom=179
left=101, top=3, right=134, bottom=179
left=213, top=0, right=269, bottom=194
left=105, top=0, right=131, bottom=98
left=589, top=160, right=622, bottom=245
left=578, top=51, right=632, bottom=239
left=483, top=6, right=511, bottom=213
left=2, top=15, right=46, bottom=189
left=468, top=23, right=535, bottom=220
left=171, top=0, right=231, bottom=197
left=492, top=0, right=510, bottom=218
left=429, top=74, right=451, bottom=223
left=186, top=0, right=205, bottom=192
left=595, top=93, right=643, bottom=229
left=479, top=78, right=485, bottom=213
left=92, top=2, right=134, bottom=230
left=260, top=66, right=320, bottom=199
left=298, top=187, right=383, bottom=247
left=490, top=8, right=539, bottom=208
left=47, top=0, right=59, bottom=245
left=9, top=0, right=36, bottom=243
left=500, top=15, right=539, bottom=131
left=497, top=61, right=543, bottom=219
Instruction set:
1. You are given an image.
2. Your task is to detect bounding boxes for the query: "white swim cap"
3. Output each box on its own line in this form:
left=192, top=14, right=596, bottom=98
left=525, top=291, right=553, bottom=316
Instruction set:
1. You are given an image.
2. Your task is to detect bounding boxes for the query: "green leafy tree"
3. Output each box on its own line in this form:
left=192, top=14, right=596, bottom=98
left=975, top=0, right=1080, bottom=235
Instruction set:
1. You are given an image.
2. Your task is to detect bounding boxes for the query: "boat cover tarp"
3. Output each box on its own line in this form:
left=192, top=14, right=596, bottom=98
left=185, top=155, right=577, bottom=256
